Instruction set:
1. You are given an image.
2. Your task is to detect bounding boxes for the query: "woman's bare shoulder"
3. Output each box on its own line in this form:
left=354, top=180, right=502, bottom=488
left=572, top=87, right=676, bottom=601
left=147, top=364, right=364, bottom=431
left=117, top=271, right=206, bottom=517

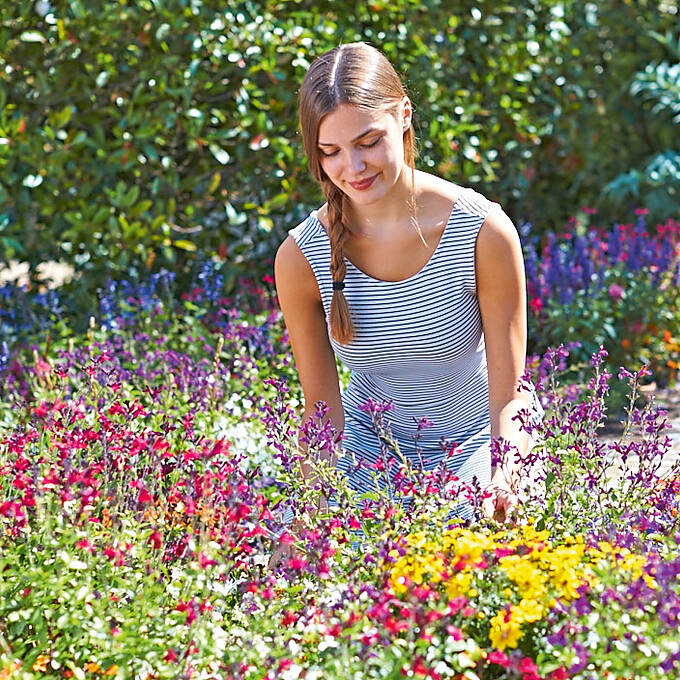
left=274, top=233, right=321, bottom=303
left=416, top=170, right=467, bottom=206
left=414, top=170, right=468, bottom=217
left=313, top=202, right=330, bottom=234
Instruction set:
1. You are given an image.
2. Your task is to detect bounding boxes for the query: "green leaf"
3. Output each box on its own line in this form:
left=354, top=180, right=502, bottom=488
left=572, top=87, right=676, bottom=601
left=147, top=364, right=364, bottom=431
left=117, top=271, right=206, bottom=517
left=266, top=193, right=288, bottom=210
left=129, top=200, right=152, bottom=217
left=56, top=106, right=73, bottom=127
left=173, top=239, right=197, bottom=252
left=92, top=206, right=110, bottom=224
left=603, top=323, right=617, bottom=339
left=544, top=471, right=556, bottom=491
left=123, top=186, right=140, bottom=208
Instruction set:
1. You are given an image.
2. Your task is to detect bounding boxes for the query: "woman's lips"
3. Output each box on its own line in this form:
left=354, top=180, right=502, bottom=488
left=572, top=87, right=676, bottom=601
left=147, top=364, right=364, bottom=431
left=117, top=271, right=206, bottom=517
left=348, top=174, right=378, bottom=191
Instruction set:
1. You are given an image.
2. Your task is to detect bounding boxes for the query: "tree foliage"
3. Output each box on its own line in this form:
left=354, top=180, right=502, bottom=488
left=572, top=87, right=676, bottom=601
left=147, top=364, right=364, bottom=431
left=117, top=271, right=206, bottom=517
left=1, top=0, right=677, bottom=288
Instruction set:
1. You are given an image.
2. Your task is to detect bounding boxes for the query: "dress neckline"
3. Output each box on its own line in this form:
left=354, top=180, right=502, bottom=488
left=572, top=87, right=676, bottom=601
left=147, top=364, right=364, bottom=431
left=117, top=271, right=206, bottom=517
left=309, top=191, right=464, bottom=284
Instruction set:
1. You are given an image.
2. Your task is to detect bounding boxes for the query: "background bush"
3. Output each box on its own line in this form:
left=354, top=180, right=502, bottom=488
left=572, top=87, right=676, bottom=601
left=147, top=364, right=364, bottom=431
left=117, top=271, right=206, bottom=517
left=1, top=0, right=678, bottom=292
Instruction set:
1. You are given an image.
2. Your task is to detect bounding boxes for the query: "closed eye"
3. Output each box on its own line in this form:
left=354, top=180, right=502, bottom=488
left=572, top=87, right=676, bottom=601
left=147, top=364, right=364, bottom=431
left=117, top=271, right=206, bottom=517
left=319, top=136, right=383, bottom=157
left=360, top=136, right=381, bottom=149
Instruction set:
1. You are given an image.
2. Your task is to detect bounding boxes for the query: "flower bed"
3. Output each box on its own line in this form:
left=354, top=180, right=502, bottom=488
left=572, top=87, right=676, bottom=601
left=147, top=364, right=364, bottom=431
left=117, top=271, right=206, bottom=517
left=524, top=211, right=680, bottom=388
left=1, top=273, right=679, bottom=679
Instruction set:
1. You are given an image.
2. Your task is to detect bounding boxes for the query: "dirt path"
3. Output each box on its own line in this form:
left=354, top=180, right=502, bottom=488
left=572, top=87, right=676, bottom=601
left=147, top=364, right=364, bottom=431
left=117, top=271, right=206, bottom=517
left=0, top=260, right=75, bottom=288
left=600, top=384, right=680, bottom=478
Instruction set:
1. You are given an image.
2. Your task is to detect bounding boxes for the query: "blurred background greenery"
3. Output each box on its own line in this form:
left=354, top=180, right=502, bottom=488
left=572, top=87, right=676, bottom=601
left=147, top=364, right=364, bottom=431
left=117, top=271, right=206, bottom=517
left=1, top=0, right=679, bottom=299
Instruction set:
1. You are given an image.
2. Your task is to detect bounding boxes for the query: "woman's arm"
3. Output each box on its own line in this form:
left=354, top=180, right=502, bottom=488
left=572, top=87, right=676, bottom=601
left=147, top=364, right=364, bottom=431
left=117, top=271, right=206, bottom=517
left=475, top=205, right=531, bottom=517
left=274, top=234, right=345, bottom=477
left=268, top=235, right=344, bottom=568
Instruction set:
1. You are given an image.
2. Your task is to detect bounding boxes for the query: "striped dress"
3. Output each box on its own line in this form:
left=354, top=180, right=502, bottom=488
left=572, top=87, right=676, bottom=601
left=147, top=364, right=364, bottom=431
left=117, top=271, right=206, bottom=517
left=289, top=187, right=527, bottom=512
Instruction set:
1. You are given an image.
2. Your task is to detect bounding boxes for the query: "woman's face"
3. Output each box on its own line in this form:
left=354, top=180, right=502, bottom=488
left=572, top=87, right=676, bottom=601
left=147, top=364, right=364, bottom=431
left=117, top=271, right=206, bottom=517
left=316, top=100, right=410, bottom=205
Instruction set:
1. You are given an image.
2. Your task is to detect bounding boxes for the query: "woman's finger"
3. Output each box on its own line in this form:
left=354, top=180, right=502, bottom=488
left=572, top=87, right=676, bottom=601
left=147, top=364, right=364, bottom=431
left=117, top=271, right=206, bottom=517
left=267, top=542, right=291, bottom=571
left=497, top=492, right=519, bottom=524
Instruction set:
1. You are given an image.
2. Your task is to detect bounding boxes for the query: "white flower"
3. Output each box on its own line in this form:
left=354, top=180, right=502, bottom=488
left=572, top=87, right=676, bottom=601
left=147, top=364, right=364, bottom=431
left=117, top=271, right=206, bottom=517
left=281, top=663, right=303, bottom=680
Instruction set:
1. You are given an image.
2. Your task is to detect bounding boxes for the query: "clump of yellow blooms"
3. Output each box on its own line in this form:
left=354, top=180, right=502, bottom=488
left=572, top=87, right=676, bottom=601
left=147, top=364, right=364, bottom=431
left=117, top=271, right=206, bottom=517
left=386, top=524, right=653, bottom=652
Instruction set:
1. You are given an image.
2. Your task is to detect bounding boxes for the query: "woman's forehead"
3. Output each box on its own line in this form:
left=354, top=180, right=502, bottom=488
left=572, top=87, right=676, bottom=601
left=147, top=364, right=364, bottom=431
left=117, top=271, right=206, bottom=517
left=318, top=104, right=393, bottom=143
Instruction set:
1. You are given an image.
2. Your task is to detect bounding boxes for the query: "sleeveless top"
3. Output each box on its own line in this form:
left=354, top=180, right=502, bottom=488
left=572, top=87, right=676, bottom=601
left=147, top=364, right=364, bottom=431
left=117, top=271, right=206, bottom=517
left=289, top=187, right=529, bottom=509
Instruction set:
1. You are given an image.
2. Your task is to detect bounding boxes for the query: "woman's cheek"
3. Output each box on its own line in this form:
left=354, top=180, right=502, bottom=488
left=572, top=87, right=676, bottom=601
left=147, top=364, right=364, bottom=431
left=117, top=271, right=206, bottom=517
left=319, top=156, right=335, bottom=177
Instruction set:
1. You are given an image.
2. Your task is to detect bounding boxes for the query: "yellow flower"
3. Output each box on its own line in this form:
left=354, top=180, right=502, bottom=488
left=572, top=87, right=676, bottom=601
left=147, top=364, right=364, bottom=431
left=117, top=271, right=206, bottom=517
left=618, top=553, right=647, bottom=578
left=643, top=573, right=657, bottom=589
left=489, top=609, right=523, bottom=651
left=552, top=570, right=585, bottom=600
left=388, top=551, right=445, bottom=595
left=511, top=598, right=544, bottom=624
left=445, top=570, right=473, bottom=598
left=498, top=555, right=546, bottom=599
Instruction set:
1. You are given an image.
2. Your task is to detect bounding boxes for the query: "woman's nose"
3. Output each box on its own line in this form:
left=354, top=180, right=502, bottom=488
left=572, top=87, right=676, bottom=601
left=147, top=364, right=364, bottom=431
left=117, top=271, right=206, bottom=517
left=348, top=150, right=366, bottom=173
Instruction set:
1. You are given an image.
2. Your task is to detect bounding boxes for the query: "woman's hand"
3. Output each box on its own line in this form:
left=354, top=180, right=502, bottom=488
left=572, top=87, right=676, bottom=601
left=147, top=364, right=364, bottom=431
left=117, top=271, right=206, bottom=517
left=482, top=479, right=519, bottom=524
left=267, top=518, right=305, bottom=571
left=267, top=539, right=295, bottom=571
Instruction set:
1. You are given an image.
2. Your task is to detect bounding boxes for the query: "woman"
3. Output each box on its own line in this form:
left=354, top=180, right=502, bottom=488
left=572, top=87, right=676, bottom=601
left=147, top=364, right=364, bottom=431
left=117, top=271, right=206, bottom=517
left=274, top=42, right=537, bottom=545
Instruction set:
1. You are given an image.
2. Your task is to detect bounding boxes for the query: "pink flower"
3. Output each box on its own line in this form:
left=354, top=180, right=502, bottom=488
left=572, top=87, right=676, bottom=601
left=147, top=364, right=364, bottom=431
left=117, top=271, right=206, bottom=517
left=33, top=401, right=50, bottom=418
left=198, top=553, right=217, bottom=569
left=520, top=657, right=540, bottom=680
left=108, top=402, right=125, bottom=416
left=175, top=600, right=196, bottom=625
left=488, top=650, right=510, bottom=667
left=446, top=624, right=464, bottom=641
left=608, top=283, right=624, bottom=300
left=529, top=297, right=543, bottom=314
left=287, top=555, right=307, bottom=570
left=148, top=531, right=162, bottom=550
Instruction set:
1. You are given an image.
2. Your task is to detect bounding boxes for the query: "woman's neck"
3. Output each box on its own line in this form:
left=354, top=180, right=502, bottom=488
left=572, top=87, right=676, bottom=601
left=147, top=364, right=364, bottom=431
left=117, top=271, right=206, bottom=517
left=346, top=167, right=418, bottom=237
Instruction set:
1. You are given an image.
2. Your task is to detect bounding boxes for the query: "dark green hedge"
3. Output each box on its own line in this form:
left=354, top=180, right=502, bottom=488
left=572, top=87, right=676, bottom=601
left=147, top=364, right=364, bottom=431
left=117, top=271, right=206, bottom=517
left=1, top=0, right=677, bottom=289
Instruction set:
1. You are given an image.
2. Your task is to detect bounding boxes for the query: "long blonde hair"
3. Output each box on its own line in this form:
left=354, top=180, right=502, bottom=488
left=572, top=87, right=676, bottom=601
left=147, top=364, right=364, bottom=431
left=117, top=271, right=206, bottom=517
left=298, top=42, right=416, bottom=344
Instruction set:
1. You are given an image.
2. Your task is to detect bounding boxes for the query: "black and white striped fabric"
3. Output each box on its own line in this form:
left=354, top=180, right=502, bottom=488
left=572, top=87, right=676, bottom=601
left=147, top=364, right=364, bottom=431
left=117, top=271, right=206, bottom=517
left=289, top=187, right=507, bottom=509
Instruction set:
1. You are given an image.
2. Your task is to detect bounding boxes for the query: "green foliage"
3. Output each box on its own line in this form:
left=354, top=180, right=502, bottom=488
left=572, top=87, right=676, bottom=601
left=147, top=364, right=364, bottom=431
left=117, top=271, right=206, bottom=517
left=604, top=29, right=680, bottom=221
left=0, top=0, right=678, bottom=289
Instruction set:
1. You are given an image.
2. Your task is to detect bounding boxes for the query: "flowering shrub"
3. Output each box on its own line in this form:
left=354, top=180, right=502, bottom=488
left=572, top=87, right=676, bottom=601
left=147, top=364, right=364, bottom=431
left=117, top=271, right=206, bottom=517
left=1, top=275, right=679, bottom=679
left=524, top=211, right=680, bottom=388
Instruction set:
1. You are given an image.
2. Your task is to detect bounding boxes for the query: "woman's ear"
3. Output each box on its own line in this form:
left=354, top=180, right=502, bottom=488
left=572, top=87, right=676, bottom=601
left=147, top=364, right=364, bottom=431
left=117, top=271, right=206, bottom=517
left=401, top=95, right=413, bottom=132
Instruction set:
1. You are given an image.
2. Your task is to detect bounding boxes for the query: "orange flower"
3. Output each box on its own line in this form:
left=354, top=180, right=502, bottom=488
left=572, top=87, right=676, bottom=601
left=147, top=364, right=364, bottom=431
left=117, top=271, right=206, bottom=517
left=32, top=655, right=50, bottom=672
left=663, top=329, right=673, bottom=344
left=104, top=666, right=119, bottom=676
left=0, top=661, right=21, bottom=679
left=84, top=662, right=101, bottom=673
left=621, top=338, right=631, bottom=349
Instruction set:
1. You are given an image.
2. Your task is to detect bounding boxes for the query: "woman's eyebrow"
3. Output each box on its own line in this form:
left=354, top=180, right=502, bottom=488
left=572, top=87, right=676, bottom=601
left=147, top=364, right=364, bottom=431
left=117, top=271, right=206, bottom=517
left=318, top=126, right=381, bottom=146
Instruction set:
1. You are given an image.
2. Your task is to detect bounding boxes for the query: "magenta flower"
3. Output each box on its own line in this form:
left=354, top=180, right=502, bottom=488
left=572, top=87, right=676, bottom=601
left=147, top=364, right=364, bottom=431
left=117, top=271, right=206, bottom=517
left=608, top=283, right=624, bottom=300
left=529, top=297, right=543, bottom=314
left=488, top=650, right=510, bottom=667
